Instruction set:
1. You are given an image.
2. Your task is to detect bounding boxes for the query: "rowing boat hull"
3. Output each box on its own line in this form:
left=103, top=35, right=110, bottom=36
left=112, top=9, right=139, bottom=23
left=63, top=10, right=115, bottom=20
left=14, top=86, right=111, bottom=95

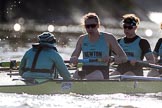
left=0, top=72, right=162, bottom=95
left=0, top=80, right=162, bottom=95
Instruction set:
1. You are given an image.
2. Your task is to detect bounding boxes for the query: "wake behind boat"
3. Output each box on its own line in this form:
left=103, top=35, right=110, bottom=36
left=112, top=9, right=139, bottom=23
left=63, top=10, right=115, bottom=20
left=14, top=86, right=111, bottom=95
left=0, top=71, right=162, bottom=95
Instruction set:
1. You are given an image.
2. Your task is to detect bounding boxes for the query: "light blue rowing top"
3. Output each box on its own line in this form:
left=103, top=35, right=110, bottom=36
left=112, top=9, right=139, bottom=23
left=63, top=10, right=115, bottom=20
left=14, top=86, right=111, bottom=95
left=81, top=32, right=109, bottom=66
left=119, top=36, right=142, bottom=60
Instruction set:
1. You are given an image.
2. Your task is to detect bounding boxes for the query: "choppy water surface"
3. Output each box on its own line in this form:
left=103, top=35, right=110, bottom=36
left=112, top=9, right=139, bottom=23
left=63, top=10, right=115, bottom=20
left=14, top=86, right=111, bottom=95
left=0, top=93, right=162, bottom=108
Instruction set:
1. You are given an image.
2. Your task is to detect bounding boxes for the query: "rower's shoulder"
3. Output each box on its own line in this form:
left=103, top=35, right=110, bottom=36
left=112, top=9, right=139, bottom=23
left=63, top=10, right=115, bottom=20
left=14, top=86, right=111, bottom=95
left=139, top=37, right=150, bottom=44
left=78, top=33, right=87, bottom=41
left=76, top=34, right=87, bottom=45
left=101, top=32, right=116, bottom=40
left=138, top=36, right=149, bottom=42
left=79, top=33, right=87, bottom=38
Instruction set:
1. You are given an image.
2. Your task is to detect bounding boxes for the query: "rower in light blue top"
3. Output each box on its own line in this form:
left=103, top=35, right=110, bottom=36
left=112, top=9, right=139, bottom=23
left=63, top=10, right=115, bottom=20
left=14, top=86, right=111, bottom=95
left=118, top=36, right=142, bottom=61
left=110, top=14, right=155, bottom=76
left=82, top=32, right=109, bottom=66
left=70, top=12, right=127, bottom=80
left=19, top=32, right=71, bottom=80
left=147, top=22, right=162, bottom=77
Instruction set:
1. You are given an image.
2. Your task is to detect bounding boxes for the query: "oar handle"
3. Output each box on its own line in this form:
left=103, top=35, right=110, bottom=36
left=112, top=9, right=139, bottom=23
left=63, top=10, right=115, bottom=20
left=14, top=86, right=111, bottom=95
left=65, top=58, right=103, bottom=63
left=135, top=61, right=162, bottom=70
left=78, top=58, right=103, bottom=63
left=65, top=56, right=116, bottom=64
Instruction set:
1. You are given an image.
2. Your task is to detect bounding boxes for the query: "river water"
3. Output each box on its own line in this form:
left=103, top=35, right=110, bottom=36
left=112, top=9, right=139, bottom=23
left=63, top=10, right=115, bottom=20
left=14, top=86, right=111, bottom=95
left=0, top=23, right=162, bottom=108
left=0, top=93, right=162, bottom=108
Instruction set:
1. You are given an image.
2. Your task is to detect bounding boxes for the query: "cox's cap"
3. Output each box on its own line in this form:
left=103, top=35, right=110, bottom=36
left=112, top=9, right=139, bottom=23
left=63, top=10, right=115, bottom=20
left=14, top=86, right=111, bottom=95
left=38, top=32, right=56, bottom=44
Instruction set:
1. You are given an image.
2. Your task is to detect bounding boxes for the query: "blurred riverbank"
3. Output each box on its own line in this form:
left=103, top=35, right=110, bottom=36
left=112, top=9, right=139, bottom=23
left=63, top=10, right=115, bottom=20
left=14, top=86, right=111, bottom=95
left=0, top=20, right=161, bottom=45
left=0, top=20, right=161, bottom=63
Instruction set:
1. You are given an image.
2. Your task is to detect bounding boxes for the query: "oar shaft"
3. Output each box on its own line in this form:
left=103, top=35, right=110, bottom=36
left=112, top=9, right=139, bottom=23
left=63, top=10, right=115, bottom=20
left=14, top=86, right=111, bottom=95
left=0, top=58, right=106, bottom=67
left=0, top=61, right=20, bottom=67
left=136, top=61, right=162, bottom=70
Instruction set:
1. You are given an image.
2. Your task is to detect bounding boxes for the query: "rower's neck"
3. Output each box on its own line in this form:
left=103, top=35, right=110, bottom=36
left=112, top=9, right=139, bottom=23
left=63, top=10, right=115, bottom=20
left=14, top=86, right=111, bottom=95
left=88, top=32, right=100, bottom=41
left=126, top=33, right=136, bottom=38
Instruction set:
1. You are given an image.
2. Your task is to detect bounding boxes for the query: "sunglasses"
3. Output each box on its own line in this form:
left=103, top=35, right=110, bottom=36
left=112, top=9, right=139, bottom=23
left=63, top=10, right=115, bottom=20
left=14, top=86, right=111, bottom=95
left=85, top=24, right=97, bottom=29
left=123, top=25, right=134, bottom=30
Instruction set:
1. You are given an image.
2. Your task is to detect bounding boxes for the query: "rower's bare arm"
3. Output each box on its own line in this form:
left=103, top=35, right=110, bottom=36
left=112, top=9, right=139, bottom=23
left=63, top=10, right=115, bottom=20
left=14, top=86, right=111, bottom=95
left=70, top=36, right=83, bottom=64
left=105, top=33, right=127, bottom=64
left=71, top=36, right=83, bottom=57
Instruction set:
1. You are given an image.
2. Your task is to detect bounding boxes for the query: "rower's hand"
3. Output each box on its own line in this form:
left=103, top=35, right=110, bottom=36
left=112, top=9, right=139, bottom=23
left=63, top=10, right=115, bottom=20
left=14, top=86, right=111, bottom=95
left=113, top=55, right=127, bottom=64
left=129, top=59, right=138, bottom=66
left=70, top=56, right=78, bottom=65
left=101, top=56, right=115, bottom=63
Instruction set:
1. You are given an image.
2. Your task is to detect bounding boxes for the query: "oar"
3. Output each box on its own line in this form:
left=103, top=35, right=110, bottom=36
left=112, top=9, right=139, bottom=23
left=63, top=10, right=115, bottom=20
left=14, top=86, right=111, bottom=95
left=0, top=61, right=20, bottom=68
left=64, top=58, right=103, bottom=63
left=2, top=59, right=162, bottom=70
left=0, top=59, right=97, bottom=71
left=0, top=58, right=105, bottom=67
left=0, top=59, right=99, bottom=67
left=64, top=58, right=106, bottom=69
left=110, top=75, right=162, bottom=81
left=7, top=72, right=19, bottom=76
left=135, top=61, right=162, bottom=70
left=0, top=58, right=113, bottom=72
left=0, top=67, right=15, bottom=71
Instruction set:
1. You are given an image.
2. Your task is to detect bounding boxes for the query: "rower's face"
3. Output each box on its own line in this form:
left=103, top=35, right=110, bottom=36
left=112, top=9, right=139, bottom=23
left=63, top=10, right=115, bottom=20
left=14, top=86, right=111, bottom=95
left=84, top=19, right=99, bottom=34
left=123, top=24, right=137, bottom=37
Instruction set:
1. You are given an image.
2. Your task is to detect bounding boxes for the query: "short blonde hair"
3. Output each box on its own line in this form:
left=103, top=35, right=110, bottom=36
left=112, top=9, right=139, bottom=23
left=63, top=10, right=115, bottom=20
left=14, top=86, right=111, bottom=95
left=81, top=12, right=100, bottom=25
left=122, top=14, right=140, bottom=26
